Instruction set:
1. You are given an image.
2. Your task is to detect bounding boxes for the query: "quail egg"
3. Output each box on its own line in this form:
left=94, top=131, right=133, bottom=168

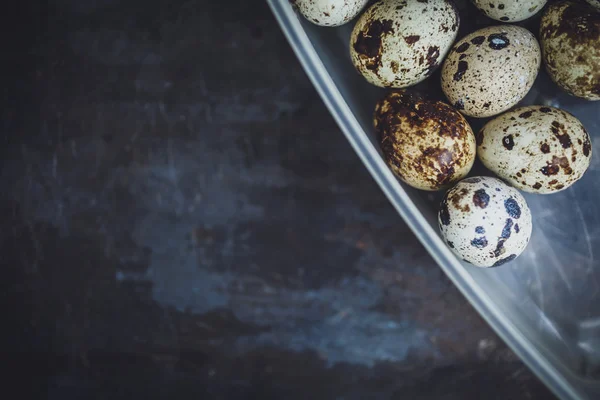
left=375, top=91, right=476, bottom=190
left=295, top=0, right=369, bottom=27
left=471, top=0, right=547, bottom=22
left=439, top=176, right=532, bottom=267
left=350, top=0, right=460, bottom=88
left=540, top=1, right=600, bottom=100
left=441, top=25, right=541, bottom=118
left=477, top=106, right=592, bottom=193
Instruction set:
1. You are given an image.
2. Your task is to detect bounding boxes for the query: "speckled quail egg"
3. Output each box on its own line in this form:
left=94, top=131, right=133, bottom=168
left=438, top=176, right=532, bottom=267
left=376, top=91, right=476, bottom=190
left=295, top=0, right=369, bottom=27
left=350, top=0, right=460, bottom=88
left=540, top=1, right=600, bottom=100
left=477, top=106, right=592, bottom=193
left=471, top=0, right=547, bottom=22
left=441, top=25, right=541, bottom=118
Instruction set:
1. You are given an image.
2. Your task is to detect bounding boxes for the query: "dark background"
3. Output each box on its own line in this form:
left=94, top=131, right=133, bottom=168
left=1, top=0, right=555, bottom=398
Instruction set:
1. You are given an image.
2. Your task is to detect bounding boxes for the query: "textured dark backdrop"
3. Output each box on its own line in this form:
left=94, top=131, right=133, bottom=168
left=1, top=0, right=555, bottom=398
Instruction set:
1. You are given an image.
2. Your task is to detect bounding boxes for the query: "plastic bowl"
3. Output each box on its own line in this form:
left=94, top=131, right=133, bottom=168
left=268, top=1, right=600, bottom=399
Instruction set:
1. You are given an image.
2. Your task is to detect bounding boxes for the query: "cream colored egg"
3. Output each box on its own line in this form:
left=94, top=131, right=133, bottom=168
left=438, top=176, right=532, bottom=267
left=375, top=91, right=476, bottom=191
left=477, top=106, right=592, bottom=194
left=471, top=0, right=546, bottom=22
left=441, top=25, right=541, bottom=118
left=540, top=1, right=600, bottom=100
left=350, top=0, right=460, bottom=88
left=295, top=0, right=369, bottom=27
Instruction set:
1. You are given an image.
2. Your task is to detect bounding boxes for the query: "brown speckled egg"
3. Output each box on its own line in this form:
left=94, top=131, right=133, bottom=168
left=477, top=106, right=592, bottom=194
left=540, top=1, right=600, bottom=100
left=350, top=0, right=459, bottom=88
left=471, top=0, right=547, bottom=22
left=295, top=0, right=369, bottom=27
left=441, top=25, right=541, bottom=118
left=375, top=91, right=476, bottom=191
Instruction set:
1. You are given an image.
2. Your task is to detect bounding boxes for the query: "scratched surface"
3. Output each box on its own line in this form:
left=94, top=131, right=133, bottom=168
left=0, top=0, right=555, bottom=398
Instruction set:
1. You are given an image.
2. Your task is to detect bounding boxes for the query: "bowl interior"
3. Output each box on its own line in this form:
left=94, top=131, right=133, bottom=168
left=276, top=0, right=600, bottom=398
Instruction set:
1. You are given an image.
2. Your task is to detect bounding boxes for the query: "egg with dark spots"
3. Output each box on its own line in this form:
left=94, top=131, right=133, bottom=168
left=477, top=105, right=592, bottom=193
left=540, top=1, right=600, bottom=100
left=375, top=90, right=476, bottom=190
left=471, top=0, right=546, bottom=22
left=438, top=177, right=532, bottom=267
left=295, top=0, right=369, bottom=27
left=350, top=0, right=459, bottom=88
left=441, top=25, right=540, bottom=118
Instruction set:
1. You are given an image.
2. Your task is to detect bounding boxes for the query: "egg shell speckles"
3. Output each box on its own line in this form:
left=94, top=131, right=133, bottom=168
left=295, top=0, right=369, bottom=27
left=350, top=0, right=460, bottom=88
left=438, top=177, right=532, bottom=267
left=471, top=0, right=547, bottom=22
left=441, top=25, right=541, bottom=118
left=477, top=106, right=592, bottom=193
left=376, top=91, right=476, bottom=191
left=540, top=1, right=600, bottom=101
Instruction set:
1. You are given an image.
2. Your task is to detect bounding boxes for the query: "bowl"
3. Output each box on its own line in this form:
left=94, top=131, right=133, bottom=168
left=268, top=1, right=600, bottom=399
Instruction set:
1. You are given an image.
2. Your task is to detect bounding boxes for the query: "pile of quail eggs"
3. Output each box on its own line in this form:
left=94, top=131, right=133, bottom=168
left=294, top=0, right=597, bottom=267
